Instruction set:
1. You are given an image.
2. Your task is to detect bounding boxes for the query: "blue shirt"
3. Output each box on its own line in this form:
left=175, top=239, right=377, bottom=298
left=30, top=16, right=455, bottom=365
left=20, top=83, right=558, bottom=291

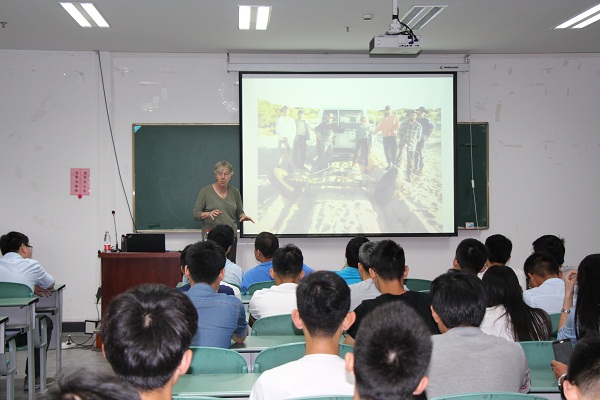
left=241, top=261, right=315, bottom=294
left=184, top=283, right=247, bottom=348
left=335, top=267, right=361, bottom=285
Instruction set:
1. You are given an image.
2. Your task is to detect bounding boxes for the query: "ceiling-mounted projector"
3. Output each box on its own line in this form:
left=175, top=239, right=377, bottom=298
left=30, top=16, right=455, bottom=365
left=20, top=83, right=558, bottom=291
left=369, top=34, right=422, bottom=55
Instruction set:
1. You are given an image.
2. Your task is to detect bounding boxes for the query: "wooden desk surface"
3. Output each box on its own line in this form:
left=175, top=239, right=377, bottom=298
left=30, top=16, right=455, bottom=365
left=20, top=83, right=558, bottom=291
left=172, top=373, right=260, bottom=398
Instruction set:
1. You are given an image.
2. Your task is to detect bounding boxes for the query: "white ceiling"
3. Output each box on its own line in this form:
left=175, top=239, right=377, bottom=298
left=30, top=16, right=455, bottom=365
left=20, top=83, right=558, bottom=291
left=1, top=0, right=600, bottom=55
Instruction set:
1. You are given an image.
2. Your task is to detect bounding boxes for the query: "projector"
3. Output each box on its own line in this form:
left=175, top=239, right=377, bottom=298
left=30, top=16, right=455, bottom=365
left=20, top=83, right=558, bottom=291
left=369, top=34, right=422, bottom=55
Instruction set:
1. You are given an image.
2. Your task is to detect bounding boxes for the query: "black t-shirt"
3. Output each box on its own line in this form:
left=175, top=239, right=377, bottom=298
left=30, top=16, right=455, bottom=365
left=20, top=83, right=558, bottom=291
left=347, top=291, right=440, bottom=339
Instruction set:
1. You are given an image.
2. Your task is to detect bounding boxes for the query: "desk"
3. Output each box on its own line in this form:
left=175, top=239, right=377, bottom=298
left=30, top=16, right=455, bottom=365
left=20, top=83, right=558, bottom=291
left=230, top=336, right=306, bottom=372
left=0, top=297, right=39, bottom=398
left=172, top=373, right=260, bottom=399
left=98, top=252, right=181, bottom=315
left=37, top=284, right=65, bottom=376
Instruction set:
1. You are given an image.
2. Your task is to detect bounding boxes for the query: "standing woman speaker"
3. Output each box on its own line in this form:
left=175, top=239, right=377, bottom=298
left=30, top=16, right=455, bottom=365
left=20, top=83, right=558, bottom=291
left=192, top=160, right=254, bottom=262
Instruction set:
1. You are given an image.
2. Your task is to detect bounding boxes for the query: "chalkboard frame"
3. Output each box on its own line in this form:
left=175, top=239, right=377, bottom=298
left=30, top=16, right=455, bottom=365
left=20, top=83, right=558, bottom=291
left=455, top=122, right=489, bottom=229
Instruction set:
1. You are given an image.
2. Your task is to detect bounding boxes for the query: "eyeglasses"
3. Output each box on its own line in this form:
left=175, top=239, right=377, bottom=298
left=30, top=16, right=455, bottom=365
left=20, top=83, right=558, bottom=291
left=24, top=244, right=33, bottom=249
left=558, top=373, right=569, bottom=397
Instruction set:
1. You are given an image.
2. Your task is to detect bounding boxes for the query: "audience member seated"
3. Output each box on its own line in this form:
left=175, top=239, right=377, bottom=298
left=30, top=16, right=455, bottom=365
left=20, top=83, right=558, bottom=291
left=249, top=271, right=355, bottom=400
left=551, top=335, right=600, bottom=400
left=207, top=224, right=244, bottom=288
left=484, top=233, right=526, bottom=289
left=453, top=238, right=487, bottom=275
left=481, top=265, right=551, bottom=341
left=249, top=244, right=305, bottom=326
left=557, top=254, right=600, bottom=345
left=100, top=284, right=198, bottom=400
left=346, top=302, right=432, bottom=400
left=184, top=240, right=247, bottom=348
left=349, top=241, right=381, bottom=310
left=523, top=252, right=565, bottom=314
left=335, top=236, right=370, bottom=285
left=345, top=240, right=439, bottom=345
left=532, top=234, right=572, bottom=271
left=426, top=269, right=530, bottom=398
left=242, top=231, right=314, bottom=294
left=41, top=369, right=141, bottom=400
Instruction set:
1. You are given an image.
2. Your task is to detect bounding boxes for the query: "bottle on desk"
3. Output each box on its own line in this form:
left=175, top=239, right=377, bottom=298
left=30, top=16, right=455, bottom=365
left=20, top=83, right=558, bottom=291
left=103, top=231, right=111, bottom=252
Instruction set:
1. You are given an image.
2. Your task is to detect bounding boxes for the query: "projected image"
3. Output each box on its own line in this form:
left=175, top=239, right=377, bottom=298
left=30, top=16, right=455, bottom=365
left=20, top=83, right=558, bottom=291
left=241, top=73, right=456, bottom=237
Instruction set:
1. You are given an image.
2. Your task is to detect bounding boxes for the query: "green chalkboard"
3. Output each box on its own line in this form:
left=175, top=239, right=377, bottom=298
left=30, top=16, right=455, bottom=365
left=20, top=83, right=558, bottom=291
left=455, top=123, right=489, bottom=229
left=133, top=124, right=240, bottom=231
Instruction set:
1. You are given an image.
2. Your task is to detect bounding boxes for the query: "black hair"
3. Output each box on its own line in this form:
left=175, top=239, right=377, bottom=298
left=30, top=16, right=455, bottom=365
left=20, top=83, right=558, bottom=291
left=574, top=254, right=600, bottom=339
left=431, top=269, right=486, bottom=328
left=455, top=238, right=487, bottom=275
left=296, top=271, right=350, bottom=338
left=206, top=224, right=234, bottom=252
left=523, top=252, right=560, bottom=278
left=345, top=236, right=370, bottom=269
left=484, top=234, right=512, bottom=264
left=272, top=244, right=303, bottom=279
left=0, top=231, right=29, bottom=255
left=255, top=231, right=279, bottom=259
left=370, top=240, right=406, bottom=281
left=41, top=369, right=141, bottom=400
left=179, top=244, right=192, bottom=268
left=482, top=265, right=551, bottom=341
left=186, top=240, right=226, bottom=284
left=566, top=335, right=600, bottom=398
left=354, top=302, right=432, bottom=400
left=358, top=241, right=378, bottom=273
left=100, top=284, right=198, bottom=391
left=532, top=235, right=565, bottom=265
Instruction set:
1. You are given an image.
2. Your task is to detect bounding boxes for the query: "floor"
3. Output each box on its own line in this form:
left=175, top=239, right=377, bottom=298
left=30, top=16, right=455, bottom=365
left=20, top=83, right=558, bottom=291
left=1, top=332, right=111, bottom=400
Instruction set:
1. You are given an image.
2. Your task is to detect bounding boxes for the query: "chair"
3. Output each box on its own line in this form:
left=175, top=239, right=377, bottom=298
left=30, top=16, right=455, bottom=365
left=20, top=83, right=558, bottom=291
left=519, top=341, right=557, bottom=392
left=429, top=393, right=550, bottom=400
left=187, top=346, right=248, bottom=374
left=253, top=343, right=353, bottom=373
left=251, top=314, right=304, bottom=336
left=548, top=313, right=560, bottom=338
left=405, top=278, right=432, bottom=292
left=247, top=280, right=275, bottom=295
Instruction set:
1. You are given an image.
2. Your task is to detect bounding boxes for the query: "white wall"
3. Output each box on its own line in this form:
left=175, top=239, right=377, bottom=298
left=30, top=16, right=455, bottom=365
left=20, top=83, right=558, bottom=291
left=2, top=50, right=599, bottom=322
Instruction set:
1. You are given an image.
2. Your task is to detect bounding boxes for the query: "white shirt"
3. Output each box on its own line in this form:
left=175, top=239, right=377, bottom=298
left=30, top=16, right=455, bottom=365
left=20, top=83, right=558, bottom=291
left=249, top=282, right=298, bottom=320
left=349, top=279, right=380, bottom=310
left=250, top=354, right=355, bottom=400
left=523, top=277, right=565, bottom=314
left=480, top=305, right=515, bottom=341
left=0, top=252, right=54, bottom=291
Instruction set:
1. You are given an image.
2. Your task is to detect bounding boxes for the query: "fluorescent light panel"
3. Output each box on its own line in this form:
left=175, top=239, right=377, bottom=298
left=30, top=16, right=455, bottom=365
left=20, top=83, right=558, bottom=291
left=59, top=2, right=109, bottom=28
left=555, top=3, right=600, bottom=29
left=238, top=5, right=271, bottom=30
left=400, top=5, right=447, bottom=30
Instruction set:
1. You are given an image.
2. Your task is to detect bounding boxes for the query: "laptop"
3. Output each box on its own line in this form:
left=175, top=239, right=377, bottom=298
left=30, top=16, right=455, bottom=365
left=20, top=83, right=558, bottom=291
left=121, top=233, right=166, bottom=252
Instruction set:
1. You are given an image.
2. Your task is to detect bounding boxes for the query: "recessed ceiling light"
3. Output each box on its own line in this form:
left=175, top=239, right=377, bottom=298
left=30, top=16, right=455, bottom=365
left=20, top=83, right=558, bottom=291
left=400, top=5, right=447, bottom=30
left=555, top=3, right=600, bottom=29
left=59, top=2, right=110, bottom=28
left=238, top=5, right=271, bottom=30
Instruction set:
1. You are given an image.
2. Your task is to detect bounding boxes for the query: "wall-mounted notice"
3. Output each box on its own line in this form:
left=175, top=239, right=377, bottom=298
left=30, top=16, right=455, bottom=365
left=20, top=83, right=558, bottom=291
left=70, top=168, right=90, bottom=196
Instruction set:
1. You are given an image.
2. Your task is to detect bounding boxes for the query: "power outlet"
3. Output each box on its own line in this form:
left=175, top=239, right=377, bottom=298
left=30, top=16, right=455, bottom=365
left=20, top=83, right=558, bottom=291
left=84, top=320, right=100, bottom=334
left=62, top=335, right=77, bottom=349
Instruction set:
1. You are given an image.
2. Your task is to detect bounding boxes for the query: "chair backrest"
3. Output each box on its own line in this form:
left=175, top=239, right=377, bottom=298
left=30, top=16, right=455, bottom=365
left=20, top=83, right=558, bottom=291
left=253, top=343, right=353, bottom=373
left=429, top=393, right=550, bottom=400
left=248, top=280, right=275, bottom=295
left=404, top=278, right=432, bottom=292
left=187, top=346, right=248, bottom=374
left=251, top=314, right=304, bottom=336
left=519, top=341, right=554, bottom=370
left=0, top=282, right=33, bottom=298
left=548, top=313, right=560, bottom=337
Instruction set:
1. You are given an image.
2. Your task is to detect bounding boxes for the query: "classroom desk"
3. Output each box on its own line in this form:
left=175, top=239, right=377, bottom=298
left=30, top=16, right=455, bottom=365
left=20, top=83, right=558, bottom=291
left=0, top=316, right=6, bottom=355
left=172, top=373, right=260, bottom=399
left=36, top=284, right=65, bottom=376
left=0, top=297, right=39, bottom=398
left=230, top=335, right=306, bottom=372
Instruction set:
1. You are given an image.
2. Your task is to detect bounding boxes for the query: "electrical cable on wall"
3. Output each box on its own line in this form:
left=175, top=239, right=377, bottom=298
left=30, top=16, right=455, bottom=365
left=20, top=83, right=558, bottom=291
left=465, top=54, right=480, bottom=230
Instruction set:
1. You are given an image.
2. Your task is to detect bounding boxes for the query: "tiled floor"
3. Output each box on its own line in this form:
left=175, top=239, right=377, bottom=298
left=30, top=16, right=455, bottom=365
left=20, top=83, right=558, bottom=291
left=2, top=332, right=111, bottom=400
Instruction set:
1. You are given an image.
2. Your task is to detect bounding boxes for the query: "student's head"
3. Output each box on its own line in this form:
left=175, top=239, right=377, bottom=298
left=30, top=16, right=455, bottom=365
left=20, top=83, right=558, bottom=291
left=532, top=234, right=565, bottom=265
left=41, top=369, right=141, bottom=400
left=349, top=302, right=432, bottom=400
left=0, top=231, right=30, bottom=255
left=179, top=244, right=191, bottom=271
left=254, top=231, right=279, bottom=259
left=574, top=254, right=600, bottom=338
left=454, top=238, right=487, bottom=275
left=186, top=240, right=226, bottom=284
left=295, top=271, right=351, bottom=338
left=100, top=284, right=197, bottom=392
left=346, top=236, right=370, bottom=269
left=562, top=335, right=600, bottom=400
left=358, top=241, right=378, bottom=274
left=206, top=224, right=234, bottom=254
left=431, top=269, right=486, bottom=330
left=482, top=265, right=522, bottom=307
left=369, top=240, right=406, bottom=281
left=484, top=234, right=512, bottom=265
left=272, top=244, right=304, bottom=280
left=523, top=252, right=561, bottom=287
